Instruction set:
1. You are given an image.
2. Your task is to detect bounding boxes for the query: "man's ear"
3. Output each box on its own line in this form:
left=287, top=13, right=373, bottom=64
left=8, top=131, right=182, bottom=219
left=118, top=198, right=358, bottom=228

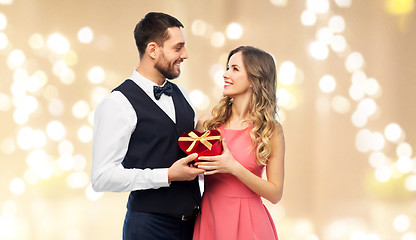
left=147, top=42, right=159, bottom=59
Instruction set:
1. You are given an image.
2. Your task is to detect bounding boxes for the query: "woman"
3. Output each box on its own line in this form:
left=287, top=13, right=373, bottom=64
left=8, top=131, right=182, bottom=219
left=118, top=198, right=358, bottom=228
left=192, top=46, right=285, bottom=240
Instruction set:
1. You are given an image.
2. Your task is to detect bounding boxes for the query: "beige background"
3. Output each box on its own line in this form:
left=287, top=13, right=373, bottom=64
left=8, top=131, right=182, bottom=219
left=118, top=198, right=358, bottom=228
left=0, top=0, right=415, bottom=239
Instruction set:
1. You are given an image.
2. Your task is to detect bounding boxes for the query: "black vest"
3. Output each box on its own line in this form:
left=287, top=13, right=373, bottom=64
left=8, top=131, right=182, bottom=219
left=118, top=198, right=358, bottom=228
left=113, top=79, right=201, bottom=217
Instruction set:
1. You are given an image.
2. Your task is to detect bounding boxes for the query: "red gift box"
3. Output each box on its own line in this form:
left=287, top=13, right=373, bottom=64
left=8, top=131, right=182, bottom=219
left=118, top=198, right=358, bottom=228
left=178, top=130, right=223, bottom=160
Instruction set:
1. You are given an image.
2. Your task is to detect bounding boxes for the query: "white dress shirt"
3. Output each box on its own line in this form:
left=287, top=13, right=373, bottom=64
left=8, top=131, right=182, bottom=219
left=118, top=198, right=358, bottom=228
left=91, top=70, right=196, bottom=192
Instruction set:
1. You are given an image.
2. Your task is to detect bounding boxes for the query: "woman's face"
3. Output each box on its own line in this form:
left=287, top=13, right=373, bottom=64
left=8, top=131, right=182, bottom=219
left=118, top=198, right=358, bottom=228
left=223, top=51, right=252, bottom=98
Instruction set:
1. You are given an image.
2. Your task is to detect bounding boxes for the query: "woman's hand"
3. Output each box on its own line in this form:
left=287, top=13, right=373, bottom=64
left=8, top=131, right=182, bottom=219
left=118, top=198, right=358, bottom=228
left=195, top=139, right=241, bottom=175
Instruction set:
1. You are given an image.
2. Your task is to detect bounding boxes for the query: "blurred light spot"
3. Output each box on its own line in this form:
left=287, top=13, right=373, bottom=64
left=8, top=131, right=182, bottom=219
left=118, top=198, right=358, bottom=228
left=307, top=0, right=330, bottom=14
left=32, top=130, right=47, bottom=149
left=26, top=149, right=48, bottom=167
left=91, top=86, right=109, bottom=106
left=0, top=213, right=16, bottom=238
left=369, top=151, right=389, bottom=168
left=397, top=142, right=413, bottom=157
left=26, top=74, right=44, bottom=93
left=405, top=175, right=416, bottom=191
left=331, top=95, right=350, bottom=114
left=13, top=108, right=28, bottom=125
left=47, top=33, right=70, bottom=54
left=316, top=96, right=331, bottom=114
left=277, top=88, right=297, bottom=109
left=309, top=41, right=329, bottom=60
left=190, top=89, right=210, bottom=110
left=52, top=60, right=67, bottom=75
left=393, top=214, right=410, bottom=232
left=385, top=123, right=402, bottom=142
left=351, top=110, right=367, bottom=127
left=46, top=120, right=66, bottom=141
left=64, top=50, right=78, bottom=66
left=209, top=64, right=225, bottom=87
left=375, top=165, right=391, bottom=182
left=0, top=93, right=12, bottom=111
left=59, top=67, right=76, bottom=85
left=305, top=234, right=319, bottom=240
left=0, top=0, right=14, bottom=4
left=345, top=52, right=364, bottom=72
left=278, top=61, right=296, bottom=85
left=24, top=169, right=39, bottom=184
left=301, top=10, right=317, bottom=26
left=356, top=129, right=373, bottom=152
left=72, top=100, right=90, bottom=119
left=19, top=95, right=39, bottom=114
left=349, top=84, right=365, bottom=101
left=334, top=0, right=352, bottom=7
left=0, top=32, right=8, bottom=49
left=329, top=16, right=345, bottom=33
left=226, top=23, right=243, bottom=40
left=28, top=33, right=44, bottom=50
left=67, top=172, right=89, bottom=188
left=78, top=27, right=94, bottom=43
left=73, top=154, right=87, bottom=171
left=330, top=35, right=347, bottom=52
left=48, top=98, right=64, bottom=116
left=319, top=75, right=336, bottom=93
left=364, top=78, right=381, bottom=97
left=370, top=132, right=385, bottom=151
left=191, top=20, right=208, bottom=36
left=78, top=125, right=93, bottom=143
left=88, top=66, right=105, bottom=84
left=7, top=49, right=26, bottom=70
left=397, top=156, right=413, bottom=173
left=85, top=184, right=103, bottom=201
left=357, top=98, right=377, bottom=117
left=58, top=154, right=74, bottom=171
left=316, top=27, right=333, bottom=44
left=17, top=127, right=33, bottom=150
left=211, top=32, right=225, bottom=48
left=385, top=0, right=414, bottom=15
left=9, top=178, right=25, bottom=195
left=270, top=0, right=288, bottom=6
left=0, top=138, right=15, bottom=154
left=0, top=13, right=6, bottom=30
left=58, top=140, right=74, bottom=155
left=402, top=233, right=416, bottom=240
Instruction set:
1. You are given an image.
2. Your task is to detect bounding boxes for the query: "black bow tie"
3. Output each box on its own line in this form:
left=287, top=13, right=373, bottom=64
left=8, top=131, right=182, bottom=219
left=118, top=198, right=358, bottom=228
left=153, top=82, right=173, bottom=100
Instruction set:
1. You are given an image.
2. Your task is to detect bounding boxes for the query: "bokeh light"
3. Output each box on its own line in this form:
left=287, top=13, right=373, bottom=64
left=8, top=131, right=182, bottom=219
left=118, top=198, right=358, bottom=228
left=226, top=23, right=243, bottom=40
left=77, top=27, right=94, bottom=44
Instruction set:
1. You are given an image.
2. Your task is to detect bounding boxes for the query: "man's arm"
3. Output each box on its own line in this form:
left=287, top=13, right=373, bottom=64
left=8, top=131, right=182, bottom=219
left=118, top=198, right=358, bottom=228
left=91, top=92, right=170, bottom=192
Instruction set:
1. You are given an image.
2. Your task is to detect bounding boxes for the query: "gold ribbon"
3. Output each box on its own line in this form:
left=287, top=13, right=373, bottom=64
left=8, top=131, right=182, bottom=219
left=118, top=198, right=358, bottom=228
left=178, top=130, right=221, bottom=152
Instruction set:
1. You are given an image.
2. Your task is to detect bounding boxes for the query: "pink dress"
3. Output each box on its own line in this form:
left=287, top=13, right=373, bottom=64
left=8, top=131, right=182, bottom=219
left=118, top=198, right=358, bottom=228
left=193, top=125, right=278, bottom=240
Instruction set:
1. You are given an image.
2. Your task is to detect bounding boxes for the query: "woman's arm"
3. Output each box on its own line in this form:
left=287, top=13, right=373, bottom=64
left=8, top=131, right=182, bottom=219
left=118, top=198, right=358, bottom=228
left=196, top=124, right=285, bottom=204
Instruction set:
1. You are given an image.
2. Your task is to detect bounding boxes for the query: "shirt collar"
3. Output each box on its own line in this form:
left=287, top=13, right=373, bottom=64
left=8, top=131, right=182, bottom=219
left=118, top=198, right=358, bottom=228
left=129, top=69, right=167, bottom=94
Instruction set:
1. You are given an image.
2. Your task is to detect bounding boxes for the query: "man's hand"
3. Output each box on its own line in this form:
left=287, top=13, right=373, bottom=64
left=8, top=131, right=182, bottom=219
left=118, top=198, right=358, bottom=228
left=168, top=153, right=205, bottom=182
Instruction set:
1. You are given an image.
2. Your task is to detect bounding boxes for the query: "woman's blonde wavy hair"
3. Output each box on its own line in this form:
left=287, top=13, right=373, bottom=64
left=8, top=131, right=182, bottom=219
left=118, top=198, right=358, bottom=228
left=204, top=46, right=279, bottom=165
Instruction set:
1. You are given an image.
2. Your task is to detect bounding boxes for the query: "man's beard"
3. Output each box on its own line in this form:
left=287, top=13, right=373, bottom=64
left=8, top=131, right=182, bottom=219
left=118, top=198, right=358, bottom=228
left=155, top=58, right=180, bottom=80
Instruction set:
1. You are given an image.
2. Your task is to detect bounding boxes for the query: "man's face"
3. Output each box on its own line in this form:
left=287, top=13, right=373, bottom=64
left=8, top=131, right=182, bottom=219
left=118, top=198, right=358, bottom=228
left=155, top=27, right=188, bottom=80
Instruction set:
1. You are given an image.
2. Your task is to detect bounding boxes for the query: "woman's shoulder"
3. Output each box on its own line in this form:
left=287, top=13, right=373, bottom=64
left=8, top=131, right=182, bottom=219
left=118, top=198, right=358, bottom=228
left=272, top=121, right=284, bottom=140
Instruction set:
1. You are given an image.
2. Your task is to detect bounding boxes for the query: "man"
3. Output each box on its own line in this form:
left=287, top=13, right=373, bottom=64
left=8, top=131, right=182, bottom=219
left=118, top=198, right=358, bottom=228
left=91, top=12, right=205, bottom=240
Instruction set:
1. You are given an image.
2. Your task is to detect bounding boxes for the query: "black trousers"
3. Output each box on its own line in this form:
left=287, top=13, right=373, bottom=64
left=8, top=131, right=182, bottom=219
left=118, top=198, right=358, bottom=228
left=122, top=210, right=195, bottom=240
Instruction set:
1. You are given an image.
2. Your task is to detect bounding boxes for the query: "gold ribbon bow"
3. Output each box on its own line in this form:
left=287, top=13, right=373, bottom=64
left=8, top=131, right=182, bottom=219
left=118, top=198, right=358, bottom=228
left=179, top=130, right=221, bottom=152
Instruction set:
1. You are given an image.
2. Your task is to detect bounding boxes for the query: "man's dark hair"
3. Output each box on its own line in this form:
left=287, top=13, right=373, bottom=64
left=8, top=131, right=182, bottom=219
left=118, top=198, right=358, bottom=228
left=134, top=12, right=184, bottom=58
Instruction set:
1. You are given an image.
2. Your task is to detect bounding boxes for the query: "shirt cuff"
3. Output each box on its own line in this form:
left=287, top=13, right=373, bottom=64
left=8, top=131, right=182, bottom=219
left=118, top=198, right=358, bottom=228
left=151, top=168, right=170, bottom=188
